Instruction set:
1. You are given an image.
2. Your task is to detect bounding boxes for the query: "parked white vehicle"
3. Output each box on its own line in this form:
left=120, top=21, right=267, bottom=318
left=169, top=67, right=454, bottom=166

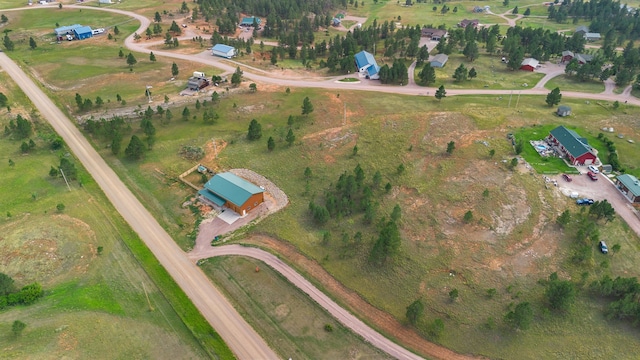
left=588, top=165, right=599, bottom=174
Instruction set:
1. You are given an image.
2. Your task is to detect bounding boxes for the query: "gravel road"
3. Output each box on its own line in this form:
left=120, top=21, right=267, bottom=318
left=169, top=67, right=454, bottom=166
left=0, top=52, right=277, bottom=360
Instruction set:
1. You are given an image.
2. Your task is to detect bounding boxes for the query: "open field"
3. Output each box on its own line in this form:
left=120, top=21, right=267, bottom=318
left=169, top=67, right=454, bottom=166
left=544, top=74, right=606, bottom=94
left=203, top=256, right=392, bottom=360
left=423, top=53, right=545, bottom=90
left=84, top=83, right=640, bottom=358
left=0, top=73, right=228, bottom=358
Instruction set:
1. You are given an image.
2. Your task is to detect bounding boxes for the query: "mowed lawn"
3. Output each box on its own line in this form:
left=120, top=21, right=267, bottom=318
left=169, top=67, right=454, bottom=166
left=0, top=73, right=222, bottom=358
left=545, top=74, right=606, bottom=93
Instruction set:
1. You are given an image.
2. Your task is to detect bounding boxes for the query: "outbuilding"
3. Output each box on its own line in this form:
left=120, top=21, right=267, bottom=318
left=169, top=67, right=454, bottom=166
left=520, top=57, right=539, bottom=71
left=556, top=105, right=571, bottom=117
left=211, top=44, right=236, bottom=59
left=198, top=172, right=265, bottom=216
left=616, top=174, right=640, bottom=203
left=73, top=26, right=93, bottom=40
left=430, top=54, right=449, bottom=68
left=240, top=16, right=261, bottom=27
left=354, top=50, right=380, bottom=80
left=584, top=32, right=601, bottom=41
left=547, top=125, right=598, bottom=165
left=54, top=24, right=82, bottom=38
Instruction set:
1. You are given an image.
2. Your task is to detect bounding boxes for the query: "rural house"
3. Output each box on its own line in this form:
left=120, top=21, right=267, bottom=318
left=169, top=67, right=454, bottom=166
left=198, top=172, right=265, bottom=216
left=547, top=126, right=598, bottom=165
left=211, top=44, right=236, bottom=59
left=332, top=18, right=341, bottom=27
left=561, top=50, right=574, bottom=63
left=556, top=105, right=571, bottom=117
left=561, top=51, right=593, bottom=64
left=421, top=27, right=447, bottom=41
left=520, top=58, right=539, bottom=71
left=73, top=26, right=93, bottom=40
left=54, top=24, right=82, bottom=39
left=430, top=54, right=449, bottom=68
left=616, top=174, right=640, bottom=203
left=240, top=16, right=261, bottom=27
left=354, top=50, right=380, bottom=80
left=575, top=26, right=589, bottom=36
left=458, top=19, right=479, bottom=28
left=584, top=32, right=601, bottom=41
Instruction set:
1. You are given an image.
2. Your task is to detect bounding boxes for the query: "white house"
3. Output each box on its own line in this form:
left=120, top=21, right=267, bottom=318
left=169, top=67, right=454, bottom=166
left=211, top=44, right=236, bottom=59
left=354, top=50, right=380, bottom=80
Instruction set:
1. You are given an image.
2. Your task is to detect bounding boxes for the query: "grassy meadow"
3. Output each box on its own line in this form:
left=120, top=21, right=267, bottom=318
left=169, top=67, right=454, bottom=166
left=81, top=82, right=640, bottom=358
left=0, top=72, right=232, bottom=358
left=544, top=74, right=606, bottom=93
left=202, top=256, right=392, bottom=359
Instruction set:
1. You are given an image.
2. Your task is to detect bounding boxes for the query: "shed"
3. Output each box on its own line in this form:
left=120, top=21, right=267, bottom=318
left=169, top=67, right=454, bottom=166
left=584, top=32, right=601, bottom=41
left=546, top=125, right=598, bottom=165
left=354, top=50, right=380, bottom=80
left=73, top=26, right=93, bottom=40
left=556, top=105, right=571, bottom=117
left=561, top=50, right=574, bottom=63
left=332, top=18, right=341, bottom=27
left=240, top=16, right=261, bottom=27
left=616, top=174, right=640, bottom=203
left=520, top=57, right=539, bottom=71
left=430, top=54, right=449, bottom=68
left=54, top=24, right=82, bottom=37
left=211, top=44, right=236, bottom=59
left=198, top=172, right=265, bottom=216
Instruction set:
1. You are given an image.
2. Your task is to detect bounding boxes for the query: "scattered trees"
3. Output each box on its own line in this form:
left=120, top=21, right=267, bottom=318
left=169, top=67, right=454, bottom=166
left=125, top=135, right=145, bottom=160
left=406, top=299, right=424, bottom=325
left=301, top=96, right=314, bottom=115
left=504, top=302, right=533, bottom=330
left=231, top=66, right=243, bottom=86
left=247, top=119, right=262, bottom=140
left=545, top=87, right=562, bottom=107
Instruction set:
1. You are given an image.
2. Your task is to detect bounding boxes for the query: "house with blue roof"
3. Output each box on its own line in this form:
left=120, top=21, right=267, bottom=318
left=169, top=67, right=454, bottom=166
left=54, top=24, right=82, bottom=38
left=354, top=50, right=380, bottom=80
left=73, top=26, right=93, bottom=40
left=547, top=125, right=598, bottom=166
left=211, top=44, right=237, bottom=59
left=198, top=172, right=264, bottom=216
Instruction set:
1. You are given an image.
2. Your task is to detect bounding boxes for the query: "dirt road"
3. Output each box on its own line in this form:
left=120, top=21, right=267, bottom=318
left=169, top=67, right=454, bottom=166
left=0, top=52, right=277, bottom=360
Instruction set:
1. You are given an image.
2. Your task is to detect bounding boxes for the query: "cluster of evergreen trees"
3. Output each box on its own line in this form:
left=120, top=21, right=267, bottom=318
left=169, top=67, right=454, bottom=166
left=590, top=275, right=640, bottom=326
left=597, top=133, right=623, bottom=172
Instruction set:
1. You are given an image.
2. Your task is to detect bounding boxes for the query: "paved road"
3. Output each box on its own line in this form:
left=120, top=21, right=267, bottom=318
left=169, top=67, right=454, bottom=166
left=0, top=52, right=277, bottom=360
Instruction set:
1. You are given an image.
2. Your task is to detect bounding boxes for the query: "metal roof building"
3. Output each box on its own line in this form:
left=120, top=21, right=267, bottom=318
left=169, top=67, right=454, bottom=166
left=547, top=126, right=597, bottom=166
left=54, top=24, right=82, bottom=37
left=198, top=172, right=264, bottom=215
left=616, top=174, right=640, bottom=203
left=354, top=50, right=380, bottom=80
left=240, top=17, right=261, bottom=26
left=430, top=54, right=449, bottom=68
left=211, top=44, right=236, bottom=59
left=73, top=26, right=93, bottom=40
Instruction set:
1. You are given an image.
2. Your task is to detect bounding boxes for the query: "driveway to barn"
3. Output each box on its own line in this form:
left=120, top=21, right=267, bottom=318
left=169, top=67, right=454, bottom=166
left=554, top=172, right=640, bottom=237
left=0, top=51, right=277, bottom=360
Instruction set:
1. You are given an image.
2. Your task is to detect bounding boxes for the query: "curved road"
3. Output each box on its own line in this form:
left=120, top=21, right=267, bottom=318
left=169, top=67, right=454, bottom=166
left=3, top=4, right=639, bottom=360
left=0, top=52, right=277, bottom=360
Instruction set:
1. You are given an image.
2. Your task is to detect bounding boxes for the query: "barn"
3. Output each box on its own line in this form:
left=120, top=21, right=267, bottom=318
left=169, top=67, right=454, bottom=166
left=211, top=44, right=236, bottom=59
left=73, top=26, right=93, bottom=40
left=547, top=126, right=598, bottom=166
left=520, top=58, right=539, bottom=71
left=354, top=50, right=380, bottom=80
left=198, top=172, right=264, bottom=216
left=240, top=16, right=261, bottom=27
left=616, top=174, right=640, bottom=203
left=54, top=24, right=82, bottom=39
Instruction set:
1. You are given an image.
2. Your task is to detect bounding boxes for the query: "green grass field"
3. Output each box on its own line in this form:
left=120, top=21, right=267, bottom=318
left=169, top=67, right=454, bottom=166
left=202, top=256, right=392, bottom=359
left=0, top=68, right=232, bottom=359
left=544, top=74, right=606, bottom=93
left=419, top=53, right=545, bottom=89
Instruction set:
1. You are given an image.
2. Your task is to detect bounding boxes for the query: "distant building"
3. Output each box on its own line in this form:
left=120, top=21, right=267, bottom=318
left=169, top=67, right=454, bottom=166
left=240, top=16, right=261, bottom=27
left=556, top=105, right=571, bottom=117
left=584, top=32, right=601, bottom=41
left=561, top=51, right=593, bottom=64
left=421, top=27, right=447, bottom=41
left=198, top=172, right=265, bottom=216
left=575, top=26, right=589, bottom=36
left=211, top=44, right=236, bottom=59
left=73, top=26, right=93, bottom=40
left=616, top=174, right=640, bottom=203
left=547, top=126, right=598, bottom=166
left=430, top=54, right=449, bottom=68
left=332, top=18, right=342, bottom=27
left=459, top=19, right=479, bottom=28
left=354, top=50, right=380, bottom=80
left=520, top=57, right=539, bottom=71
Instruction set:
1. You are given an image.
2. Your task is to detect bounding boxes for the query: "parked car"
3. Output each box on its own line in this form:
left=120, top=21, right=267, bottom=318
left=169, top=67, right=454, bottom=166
left=588, top=165, right=599, bottom=174
left=587, top=171, right=598, bottom=181
left=562, top=174, right=572, bottom=182
left=576, top=198, right=595, bottom=205
left=599, top=240, right=608, bottom=254
left=66, top=34, right=73, bottom=41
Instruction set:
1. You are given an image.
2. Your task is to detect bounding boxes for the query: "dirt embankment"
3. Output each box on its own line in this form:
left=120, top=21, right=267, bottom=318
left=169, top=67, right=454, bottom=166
left=240, top=234, right=486, bottom=360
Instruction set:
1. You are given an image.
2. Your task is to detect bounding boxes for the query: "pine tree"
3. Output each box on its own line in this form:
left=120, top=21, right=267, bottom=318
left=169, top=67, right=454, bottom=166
left=149, top=51, right=156, bottom=62
left=125, top=135, right=145, bottom=160
left=247, top=119, right=262, bottom=140
left=171, top=62, right=179, bottom=77
left=267, top=136, right=275, bottom=151
left=301, top=97, right=314, bottom=115
left=126, top=53, right=137, bottom=68
left=29, top=37, right=37, bottom=50
left=435, top=85, right=446, bottom=100
left=418, top=63, right=436, bottom=85
left=545, top=87, right=562, bottom=107
left=286, top=128, right=295, bottom=146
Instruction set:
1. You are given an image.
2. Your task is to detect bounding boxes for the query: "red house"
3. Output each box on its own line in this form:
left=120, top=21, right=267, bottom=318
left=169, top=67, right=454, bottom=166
left=547, top=126, right=598, bottom=166
left=520, top=58, right=539, bottom=71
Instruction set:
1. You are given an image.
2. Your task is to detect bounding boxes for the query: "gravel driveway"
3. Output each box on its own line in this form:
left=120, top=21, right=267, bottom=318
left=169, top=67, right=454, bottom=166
left=553, top=172, right=640, bottom=237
